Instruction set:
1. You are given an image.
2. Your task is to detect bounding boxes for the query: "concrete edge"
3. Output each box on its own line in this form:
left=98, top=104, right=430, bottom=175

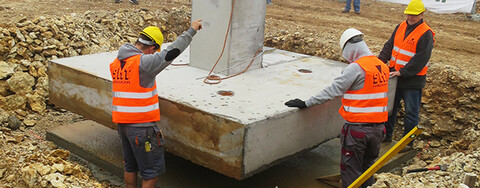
left=241, top=137, right=338, bottom=179
left=45, top=130, right=124, bottom=178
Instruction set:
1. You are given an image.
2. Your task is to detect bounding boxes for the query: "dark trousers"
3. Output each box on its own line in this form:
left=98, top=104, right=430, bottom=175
left=385, top=88, right=422, bottom=146
left=340, top=123, right=385, bottom=188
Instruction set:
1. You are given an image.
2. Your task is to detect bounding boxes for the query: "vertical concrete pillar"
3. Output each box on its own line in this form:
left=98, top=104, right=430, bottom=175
left=190, top=0, right=266, bottom=76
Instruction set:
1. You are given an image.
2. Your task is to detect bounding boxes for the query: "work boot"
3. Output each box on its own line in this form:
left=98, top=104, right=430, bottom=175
left=115, top=0, right=121, bottom=3
left=354, top=10, right=360, bottom=14
left=129, top=0, right=139, bottom=5
left=342, top=9, right=349, bottom=13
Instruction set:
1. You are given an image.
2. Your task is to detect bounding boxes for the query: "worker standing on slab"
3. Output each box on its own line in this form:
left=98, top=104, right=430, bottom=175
left=378, top=0, right=435, bottom=151
left=285, top=28, right=389, bottom=188
left=109, top=20, right=202, bottom=188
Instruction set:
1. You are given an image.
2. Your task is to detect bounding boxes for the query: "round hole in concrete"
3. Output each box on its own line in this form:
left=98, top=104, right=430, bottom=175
left=298, top=69, right=312, bottom=73
left=218, top=90, right=234, bottom=96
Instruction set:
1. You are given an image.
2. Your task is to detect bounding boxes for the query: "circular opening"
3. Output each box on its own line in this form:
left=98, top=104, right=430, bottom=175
left=298, top=69, right=312, bottom=73
left=217, top=90, right=234, bottom=96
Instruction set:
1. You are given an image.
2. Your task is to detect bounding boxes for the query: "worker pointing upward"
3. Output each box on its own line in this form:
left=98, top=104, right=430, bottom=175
left=109, top=20, right=202, bottom=188
left=285, top=28, right=389, bottom=188
left=378, top=0, right=435, bottom=152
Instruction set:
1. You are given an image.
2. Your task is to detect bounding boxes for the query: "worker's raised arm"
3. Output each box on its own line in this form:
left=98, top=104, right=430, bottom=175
left=140, top=19, right=203, bottom=76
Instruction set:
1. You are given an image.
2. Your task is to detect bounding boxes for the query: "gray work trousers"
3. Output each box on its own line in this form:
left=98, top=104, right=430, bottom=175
left=340, top=123, right=385, bottom=188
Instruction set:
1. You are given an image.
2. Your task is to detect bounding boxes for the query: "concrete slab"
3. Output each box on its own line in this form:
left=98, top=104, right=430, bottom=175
left=46, top=120, right=413, bottom=187
left=47, top=44, right=397, bottom=179
left=46, top=121, right=124, bottom=178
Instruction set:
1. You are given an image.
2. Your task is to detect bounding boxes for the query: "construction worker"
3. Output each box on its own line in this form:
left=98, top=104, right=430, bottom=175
left=342, top=0, right=361, bottom=14
left=285, top=28, right=389, bottom=188
left=378, top=0, right=435, bottom=152
left=109, top=20, right=202, bottom=188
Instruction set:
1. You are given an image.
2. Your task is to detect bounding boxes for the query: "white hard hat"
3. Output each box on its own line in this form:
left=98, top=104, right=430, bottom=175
left=339, top=28, right=364, bottom=51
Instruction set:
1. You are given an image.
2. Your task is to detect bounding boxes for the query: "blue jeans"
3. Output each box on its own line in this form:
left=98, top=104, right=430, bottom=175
left=345, top=0, right=360, bottom=12
left=385, top=89, right=422, bottom=146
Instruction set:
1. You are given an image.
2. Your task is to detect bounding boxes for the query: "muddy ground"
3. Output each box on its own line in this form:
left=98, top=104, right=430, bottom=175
left=0, top=0, right=479, bottom=187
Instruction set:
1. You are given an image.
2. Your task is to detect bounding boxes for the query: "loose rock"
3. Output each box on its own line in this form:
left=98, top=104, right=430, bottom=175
left=7, top=115, right=22, bottom=130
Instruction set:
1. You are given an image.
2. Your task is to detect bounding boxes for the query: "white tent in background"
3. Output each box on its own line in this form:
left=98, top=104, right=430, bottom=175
left=377, top=0, right=476, bottom=14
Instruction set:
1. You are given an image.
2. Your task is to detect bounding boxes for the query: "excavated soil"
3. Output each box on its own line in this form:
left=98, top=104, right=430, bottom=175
left=0, top=0, right=479, bottom=187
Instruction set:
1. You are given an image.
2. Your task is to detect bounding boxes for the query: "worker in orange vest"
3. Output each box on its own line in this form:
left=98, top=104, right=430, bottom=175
left=285, top=28, right=389, bottom=188
left=110, top=20, right=202, bottom=188
left=378, top=0, right=435, bottom=152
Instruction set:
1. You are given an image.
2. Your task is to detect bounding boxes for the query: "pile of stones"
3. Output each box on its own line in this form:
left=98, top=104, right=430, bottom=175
left=373, top=128, right=480, bottom=187
left=0, top=7, right=191, bottom=129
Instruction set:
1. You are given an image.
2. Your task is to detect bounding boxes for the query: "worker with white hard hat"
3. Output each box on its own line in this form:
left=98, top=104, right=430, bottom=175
left=110, top=20, right=202, bottom=188
left=286, top=28, right=389, bottom=187
left=378, top=0, right=435, bottom=152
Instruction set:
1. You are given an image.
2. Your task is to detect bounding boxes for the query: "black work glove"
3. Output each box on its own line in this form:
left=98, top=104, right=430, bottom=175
left=285, top=98, right=307, bottom=109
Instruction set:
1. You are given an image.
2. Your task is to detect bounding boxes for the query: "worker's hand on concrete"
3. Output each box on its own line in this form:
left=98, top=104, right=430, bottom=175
left=191, top=19, right=203, bottom=31
left=390, top=71, right=401, bottom=77
left=285, top=99, right=307, bottom=109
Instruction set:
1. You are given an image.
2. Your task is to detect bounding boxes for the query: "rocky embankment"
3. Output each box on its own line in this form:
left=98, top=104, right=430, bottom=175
left=0, top=7, right=190, bottom=120
left=0, top=7, right=479, bottom=187
left=0, top=7, right=191, bottom=187
left=372, top=128, right=480, bottom=187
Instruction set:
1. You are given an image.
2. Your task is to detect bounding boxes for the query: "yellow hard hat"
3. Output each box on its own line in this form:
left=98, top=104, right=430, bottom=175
left=140, top=26, right=164, bottom=51
left=404, top=0, right=426, bottom=15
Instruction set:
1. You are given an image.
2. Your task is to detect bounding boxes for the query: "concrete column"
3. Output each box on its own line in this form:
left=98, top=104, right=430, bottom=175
left=190, top=0, right=266, bottom=76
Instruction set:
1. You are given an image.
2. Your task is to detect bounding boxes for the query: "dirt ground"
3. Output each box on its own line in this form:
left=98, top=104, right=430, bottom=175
left=1, top=0, right=479, bottom=70
left=0, top=0, right=479, bottom=187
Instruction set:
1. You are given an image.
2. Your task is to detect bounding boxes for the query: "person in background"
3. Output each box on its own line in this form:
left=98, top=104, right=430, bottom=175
left=109, top=20, right=202, bottom=188
left=285, top=28, right=389, bottom=188
left=378, top=0, right=435, bottom=153
left=342, top=0, right=361, bottom=14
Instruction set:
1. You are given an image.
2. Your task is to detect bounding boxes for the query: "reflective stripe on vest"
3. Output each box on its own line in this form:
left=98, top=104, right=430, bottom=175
left=342, top=106, right=388, bottom=113
left=390, top=21, right=435, bottom=76
left=343, top=92, right=387, bottom=100
left=112, top=103, right=159, bottom=113
left=391, top=45, right=416, bottom=66
left=113, top=90, right=158, bottom=99
left=338, top=56, right=389, bottom=123
left=110, top=54, right=160, bottom=124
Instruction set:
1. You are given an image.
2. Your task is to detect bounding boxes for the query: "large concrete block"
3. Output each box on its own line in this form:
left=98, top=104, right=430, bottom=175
left=47, top=46, right=396, bottom=179
left=190, top=0, right=265, bottom=76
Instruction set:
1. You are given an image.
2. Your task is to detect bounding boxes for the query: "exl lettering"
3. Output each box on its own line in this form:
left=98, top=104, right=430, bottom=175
left=373, top=72, right=388, bottom=85
left=112, top=68, right=131, bottom=81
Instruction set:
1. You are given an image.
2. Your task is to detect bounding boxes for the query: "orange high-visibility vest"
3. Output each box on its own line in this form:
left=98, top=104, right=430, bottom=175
left=339, top=56, right=389, bottom=123
left=110, top=54, right=160, bottom=123
left=390, top=21, right=435, bottom=76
